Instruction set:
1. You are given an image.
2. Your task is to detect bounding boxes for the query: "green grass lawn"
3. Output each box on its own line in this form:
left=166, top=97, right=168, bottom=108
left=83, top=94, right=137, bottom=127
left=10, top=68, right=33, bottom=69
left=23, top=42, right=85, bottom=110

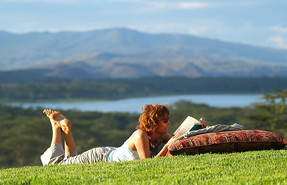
left=1, top=148, right=286, bottom=185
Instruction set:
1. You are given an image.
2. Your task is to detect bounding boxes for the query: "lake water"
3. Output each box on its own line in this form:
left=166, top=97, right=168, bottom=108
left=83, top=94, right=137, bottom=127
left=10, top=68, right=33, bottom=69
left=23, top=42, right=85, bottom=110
left=10, top=94, right=263, bottom=113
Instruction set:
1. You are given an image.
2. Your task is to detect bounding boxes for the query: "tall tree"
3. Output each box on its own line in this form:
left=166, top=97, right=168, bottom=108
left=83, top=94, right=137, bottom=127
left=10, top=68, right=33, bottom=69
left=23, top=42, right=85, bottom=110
left=249, top=89, right=287, bottom=131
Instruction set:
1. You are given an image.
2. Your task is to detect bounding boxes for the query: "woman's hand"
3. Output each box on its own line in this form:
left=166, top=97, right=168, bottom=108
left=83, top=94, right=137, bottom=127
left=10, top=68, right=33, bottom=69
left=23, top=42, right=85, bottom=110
left=154, top=133, right=181, bottom=158
left=166, top=133, right=181, bottom=146
left=199, top=118, right=207, bottom=128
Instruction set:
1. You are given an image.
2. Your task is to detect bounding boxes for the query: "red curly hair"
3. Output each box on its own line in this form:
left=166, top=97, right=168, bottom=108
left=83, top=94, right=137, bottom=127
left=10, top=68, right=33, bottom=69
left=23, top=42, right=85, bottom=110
left=137, top=104, right=169, bottom=132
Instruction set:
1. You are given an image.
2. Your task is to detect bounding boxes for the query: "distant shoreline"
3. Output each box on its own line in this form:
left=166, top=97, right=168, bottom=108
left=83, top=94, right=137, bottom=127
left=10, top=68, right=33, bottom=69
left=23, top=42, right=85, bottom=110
left=6, top=93, right=263, bottom=113
left=1, top=92, right=262, bottom=104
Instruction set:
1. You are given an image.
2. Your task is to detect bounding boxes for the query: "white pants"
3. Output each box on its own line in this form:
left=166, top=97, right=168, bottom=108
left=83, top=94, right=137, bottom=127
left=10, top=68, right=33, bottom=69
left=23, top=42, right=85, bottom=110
left=41, top=144, right=115, bottom=166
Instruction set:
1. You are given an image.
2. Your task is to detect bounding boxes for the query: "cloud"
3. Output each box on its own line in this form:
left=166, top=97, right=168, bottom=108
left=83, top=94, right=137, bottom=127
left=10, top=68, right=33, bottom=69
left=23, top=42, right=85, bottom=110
left=271, top=25, right=287, bottom=33
left=109, top=0, right=141, bottom=2
left=268, top=25, right=287, bottom=49
left=179, top=2, right=211, bottom=9
left=188, top=25, right=210, bottom=35
left=269, top=36, right=287, bottom=49
left=149, top=1, right=212, bottom=10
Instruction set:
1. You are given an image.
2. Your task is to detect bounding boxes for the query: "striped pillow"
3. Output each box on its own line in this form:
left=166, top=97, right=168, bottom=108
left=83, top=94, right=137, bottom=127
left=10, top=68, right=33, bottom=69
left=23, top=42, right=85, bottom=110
left=168, top=130, right=287, bottom=156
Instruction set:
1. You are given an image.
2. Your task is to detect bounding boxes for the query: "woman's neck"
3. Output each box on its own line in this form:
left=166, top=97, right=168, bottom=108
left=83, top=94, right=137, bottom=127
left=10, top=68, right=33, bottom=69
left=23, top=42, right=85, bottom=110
left=148, top=131, right=161, bottom=143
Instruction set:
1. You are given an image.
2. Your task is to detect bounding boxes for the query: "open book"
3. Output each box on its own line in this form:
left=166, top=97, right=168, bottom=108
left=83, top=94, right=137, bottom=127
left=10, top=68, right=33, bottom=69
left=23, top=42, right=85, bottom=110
left=173, top=116, right=203, bottom=135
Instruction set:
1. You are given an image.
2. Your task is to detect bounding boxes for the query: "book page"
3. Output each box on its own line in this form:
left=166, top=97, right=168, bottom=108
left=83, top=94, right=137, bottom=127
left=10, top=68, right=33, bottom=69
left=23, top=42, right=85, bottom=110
left=173, top=116, right=201, bottom=135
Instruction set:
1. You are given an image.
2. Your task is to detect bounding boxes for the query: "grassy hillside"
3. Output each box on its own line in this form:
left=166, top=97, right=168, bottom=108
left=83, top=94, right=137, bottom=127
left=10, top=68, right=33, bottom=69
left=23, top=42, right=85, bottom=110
left=1, top=149, right=286, bottom=185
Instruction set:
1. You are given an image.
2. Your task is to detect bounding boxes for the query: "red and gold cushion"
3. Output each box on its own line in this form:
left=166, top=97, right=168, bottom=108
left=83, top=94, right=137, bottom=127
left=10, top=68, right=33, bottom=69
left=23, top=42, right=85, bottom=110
left=168, top=130, right=287, bottom=156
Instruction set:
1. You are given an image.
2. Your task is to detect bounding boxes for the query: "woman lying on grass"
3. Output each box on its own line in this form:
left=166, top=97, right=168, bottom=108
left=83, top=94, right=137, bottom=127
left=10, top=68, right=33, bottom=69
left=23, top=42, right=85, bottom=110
left=41, top=104, right=207, bottom=165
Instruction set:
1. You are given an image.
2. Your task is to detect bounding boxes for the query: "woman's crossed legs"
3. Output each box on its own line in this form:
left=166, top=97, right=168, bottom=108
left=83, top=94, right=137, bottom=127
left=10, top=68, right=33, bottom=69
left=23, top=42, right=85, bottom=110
left=43, top=109, right=76, bottom=156
left=41, top=109, right=115, bottom=165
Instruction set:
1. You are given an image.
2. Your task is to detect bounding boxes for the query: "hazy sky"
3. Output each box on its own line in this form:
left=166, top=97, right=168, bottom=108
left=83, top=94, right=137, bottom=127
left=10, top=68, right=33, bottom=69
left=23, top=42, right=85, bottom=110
left=0, top=0, right=286, bottom=49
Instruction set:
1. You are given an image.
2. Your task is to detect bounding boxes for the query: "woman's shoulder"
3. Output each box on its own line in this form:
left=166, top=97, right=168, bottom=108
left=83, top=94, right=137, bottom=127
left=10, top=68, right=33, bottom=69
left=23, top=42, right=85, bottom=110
left=132, top=129, right=149, bottom=139
left=126, top=129, right=149, bottom=150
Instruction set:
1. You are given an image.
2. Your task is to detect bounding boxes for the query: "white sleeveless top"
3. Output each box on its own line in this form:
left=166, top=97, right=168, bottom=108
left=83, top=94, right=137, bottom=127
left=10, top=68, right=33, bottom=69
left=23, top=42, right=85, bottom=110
left=108, top=141, right=139, bottom=162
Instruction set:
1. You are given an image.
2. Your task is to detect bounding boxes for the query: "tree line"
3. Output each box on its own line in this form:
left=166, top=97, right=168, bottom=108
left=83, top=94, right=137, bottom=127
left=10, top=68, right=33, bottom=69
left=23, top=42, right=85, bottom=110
left=1, top=77, right=287, bottom=102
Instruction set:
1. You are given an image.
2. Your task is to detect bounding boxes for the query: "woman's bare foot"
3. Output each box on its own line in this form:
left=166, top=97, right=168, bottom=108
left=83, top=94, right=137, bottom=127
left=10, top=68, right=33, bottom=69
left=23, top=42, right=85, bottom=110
left=43, top=109, right=71, bottom=133
left=43, top=109, right=60, bottom=128
left=52, top=111, right=71, bottom=134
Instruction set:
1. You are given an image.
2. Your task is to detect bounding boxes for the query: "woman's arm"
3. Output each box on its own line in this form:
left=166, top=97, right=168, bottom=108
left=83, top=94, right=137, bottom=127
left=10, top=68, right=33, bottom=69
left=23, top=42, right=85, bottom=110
left=154, top=133, right=180, bottom=158
left=131, top=130, right=151, bottom=159
left=130, top=131, right=181, bottom=159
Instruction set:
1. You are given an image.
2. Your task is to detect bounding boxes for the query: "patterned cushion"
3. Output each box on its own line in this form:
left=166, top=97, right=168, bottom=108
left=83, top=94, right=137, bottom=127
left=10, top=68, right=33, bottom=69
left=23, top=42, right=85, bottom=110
left=168, top=130, right=287, bottom=156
